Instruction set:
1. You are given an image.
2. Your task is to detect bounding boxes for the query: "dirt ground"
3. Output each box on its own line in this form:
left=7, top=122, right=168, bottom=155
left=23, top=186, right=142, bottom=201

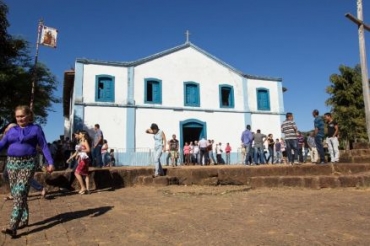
left=1, top=185, right=370, bottom=245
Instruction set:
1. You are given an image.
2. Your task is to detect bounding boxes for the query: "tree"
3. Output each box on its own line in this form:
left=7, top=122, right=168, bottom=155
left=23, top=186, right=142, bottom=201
left=326, top=64, right=367, bottom=149
left=0, top=1, right=60, bottom=128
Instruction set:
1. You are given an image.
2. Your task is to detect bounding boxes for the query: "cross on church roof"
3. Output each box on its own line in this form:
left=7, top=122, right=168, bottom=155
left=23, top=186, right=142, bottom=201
left=185, top=30, right=190, bottom=43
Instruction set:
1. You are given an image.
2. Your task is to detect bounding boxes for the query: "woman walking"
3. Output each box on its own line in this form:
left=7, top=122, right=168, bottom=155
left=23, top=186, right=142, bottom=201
left=146, top=123, right=166, bottom=177
left=0, top=105, right=54, bottom=238
left=67, top=130, right=91, bottom=194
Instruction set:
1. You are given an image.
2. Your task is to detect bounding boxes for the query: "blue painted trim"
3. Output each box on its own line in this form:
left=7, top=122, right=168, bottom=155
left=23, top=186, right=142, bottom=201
left=144, top=78, right=162, bottom=104
left=219, top=84, right=235, bottom=108
left=183, top=81, right=200, bottom=107
left=74, top=62, right=84, bottom=101
left=127, top=67, right=135, bottom=105
left=256, top=87, right=271, bottom=111
left=241, top=77, right=252, bottom=127
left=242, top=77, right=250, bottom=111
left=95, top=75, right=115, bottom=102
left=277, top=82, right=285, bottom=114
left=126, top=107, right=135, bottom=149
left=244, top=112, right=252, bottom=129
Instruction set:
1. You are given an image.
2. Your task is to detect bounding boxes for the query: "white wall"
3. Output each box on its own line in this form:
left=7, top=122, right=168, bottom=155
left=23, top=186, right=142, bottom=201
left=250, top=114, right=282, bottom=140
left=83, top=106, right=127, bottom=149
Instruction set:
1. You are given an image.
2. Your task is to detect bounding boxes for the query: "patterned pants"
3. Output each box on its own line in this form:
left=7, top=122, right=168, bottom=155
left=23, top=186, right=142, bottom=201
left=6, top=156, right=36, bottom=230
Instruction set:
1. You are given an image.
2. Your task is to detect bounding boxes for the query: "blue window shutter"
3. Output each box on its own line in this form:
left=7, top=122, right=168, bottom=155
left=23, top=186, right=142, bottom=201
left=188, top=85, right=195, bottom=104
left=184, top=82, right=200, bottom=107
left=152, top=82, right=160, bottom=103
left=194, top=85, right=199, bottom=105
left=257, top=89, right=270, bottom=110
left=144, top=78, right=162, bottom=104
left=96, top=75, right=115, bottom=102
left=104, top=80, right=112, bottom=100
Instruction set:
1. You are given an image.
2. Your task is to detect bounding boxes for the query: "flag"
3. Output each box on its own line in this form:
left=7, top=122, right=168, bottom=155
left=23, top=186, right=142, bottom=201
left=40, top=25, right=58, bottom=48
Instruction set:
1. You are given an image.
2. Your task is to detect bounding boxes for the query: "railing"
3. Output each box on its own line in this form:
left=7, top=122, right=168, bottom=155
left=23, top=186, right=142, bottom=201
left=113, top=148, right=248, bottom=166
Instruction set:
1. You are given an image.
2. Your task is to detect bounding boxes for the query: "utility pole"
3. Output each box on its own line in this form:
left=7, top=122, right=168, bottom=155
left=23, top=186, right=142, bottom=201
left=346, top=0, right=370, bottom=142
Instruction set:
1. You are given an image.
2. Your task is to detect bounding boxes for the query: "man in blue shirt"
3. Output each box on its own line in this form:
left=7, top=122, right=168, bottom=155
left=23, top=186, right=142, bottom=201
left=313, top=109, right=326, bottom=164
left=241, top=125, right=253, bottom=165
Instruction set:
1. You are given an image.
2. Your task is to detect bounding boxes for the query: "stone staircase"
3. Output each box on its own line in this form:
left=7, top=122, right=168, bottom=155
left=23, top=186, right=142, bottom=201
left=2, top=162, right=370, bottom=194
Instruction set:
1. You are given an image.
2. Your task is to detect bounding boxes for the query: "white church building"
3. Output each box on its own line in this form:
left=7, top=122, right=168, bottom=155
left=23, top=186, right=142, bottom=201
left=63, top=41, right=286, bottom=165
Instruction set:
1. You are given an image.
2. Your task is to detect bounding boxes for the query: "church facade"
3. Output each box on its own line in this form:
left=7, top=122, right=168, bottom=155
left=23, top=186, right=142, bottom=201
left=63, top=42, right=286, bottom=165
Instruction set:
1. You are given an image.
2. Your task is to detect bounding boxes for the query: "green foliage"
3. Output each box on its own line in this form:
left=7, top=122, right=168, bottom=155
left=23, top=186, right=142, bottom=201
left=326, top=64, right=367, bottom=149
left=0, top=0, right=60, bottom=128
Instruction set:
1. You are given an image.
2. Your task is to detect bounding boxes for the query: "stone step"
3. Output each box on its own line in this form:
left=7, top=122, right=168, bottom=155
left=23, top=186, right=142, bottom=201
left=2, top=163, right=370, bottom=194
left=135, top=175, right=179, bottom=186
left=238, top=172, right=370, bottom=189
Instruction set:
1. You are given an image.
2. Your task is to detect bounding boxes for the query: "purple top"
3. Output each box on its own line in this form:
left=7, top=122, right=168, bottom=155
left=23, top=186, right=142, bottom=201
left=0, top=123, right=54, bottom=165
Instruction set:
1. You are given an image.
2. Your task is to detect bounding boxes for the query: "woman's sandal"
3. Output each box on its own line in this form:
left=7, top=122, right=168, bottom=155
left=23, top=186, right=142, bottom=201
left=41, top=188, right=47, bottom=199
left=3, top=196, right=13, bottom=201
left=1, top=228, right=17, bottom=238
left=79, top=190, right=91, bottom=195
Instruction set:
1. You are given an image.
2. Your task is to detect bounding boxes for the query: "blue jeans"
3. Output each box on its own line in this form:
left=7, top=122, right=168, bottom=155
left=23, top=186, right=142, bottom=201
left=244, top=144, right=252, bottom=164
left=253, top=146, right=265, bottom=164
left=153, top=147, right=164, bottom=176
left=315, top=136, right=325, bottom=162
left=92, top=144, right=103, bottom=167
left=285, top=139, right=298, bottom=163
left=102, top=152, right=110, bottom=166
left=298, top=147, right=303, bottom=162
left=267, top=146, right=274, bottom=164
left=226, top=153, right=230, bottom=164
left=209, top=150, right=216, bottom=164
left=275, top=151, right=282, bottom=163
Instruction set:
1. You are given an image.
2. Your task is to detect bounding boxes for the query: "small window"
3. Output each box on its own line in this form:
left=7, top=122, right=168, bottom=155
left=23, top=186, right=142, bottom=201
left=219, top=85, right=234, bottom=108
left=184, top=82, right=200, bottom=107
left=95, top=75, right=115, bottom=102
left=145, top=79, right=162, bottom=104
left=257, top=88, right=270, bottom=111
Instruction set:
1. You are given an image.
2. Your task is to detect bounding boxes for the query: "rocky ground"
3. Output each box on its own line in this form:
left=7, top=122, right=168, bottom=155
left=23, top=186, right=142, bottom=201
left=0, top=185, right=369, bottom=245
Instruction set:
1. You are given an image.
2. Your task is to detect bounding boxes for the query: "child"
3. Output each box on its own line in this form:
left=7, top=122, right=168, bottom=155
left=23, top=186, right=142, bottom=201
left=108, top=149, right=115, bottom=167
left=266, top=134, right=275, bottom=164
left=183, top=142, right=190, bottom=165
left=275, top=138, right=282, bottom=164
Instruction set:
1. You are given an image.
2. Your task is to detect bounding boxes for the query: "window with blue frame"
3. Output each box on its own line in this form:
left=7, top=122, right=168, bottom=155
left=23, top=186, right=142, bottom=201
left=219, top=85, right=234, bottom=108
left=145, top=78, right=162, bottom=104
left=256, top=88, right=270, bottom=111
left=96, top=75, right=115, bottom=102
left=184, top=82, right=200, bottom=107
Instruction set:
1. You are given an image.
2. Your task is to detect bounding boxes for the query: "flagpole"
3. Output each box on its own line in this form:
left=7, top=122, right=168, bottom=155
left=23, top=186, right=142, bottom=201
left=30, top=19, right=43, bottom=111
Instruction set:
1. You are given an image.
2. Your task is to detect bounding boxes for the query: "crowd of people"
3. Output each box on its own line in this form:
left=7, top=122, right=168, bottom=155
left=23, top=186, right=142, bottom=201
left=146, top=109, right=340, bottom=177
left=241, top=110, right=340, bottom=166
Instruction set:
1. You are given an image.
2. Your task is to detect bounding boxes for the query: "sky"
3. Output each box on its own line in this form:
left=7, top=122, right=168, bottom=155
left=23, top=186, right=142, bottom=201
left=3, top=0, right=370, bottom=142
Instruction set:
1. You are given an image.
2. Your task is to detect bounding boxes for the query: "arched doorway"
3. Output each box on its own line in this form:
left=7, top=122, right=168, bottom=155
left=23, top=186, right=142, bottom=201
left=179, top=119, right=207, bottom=154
